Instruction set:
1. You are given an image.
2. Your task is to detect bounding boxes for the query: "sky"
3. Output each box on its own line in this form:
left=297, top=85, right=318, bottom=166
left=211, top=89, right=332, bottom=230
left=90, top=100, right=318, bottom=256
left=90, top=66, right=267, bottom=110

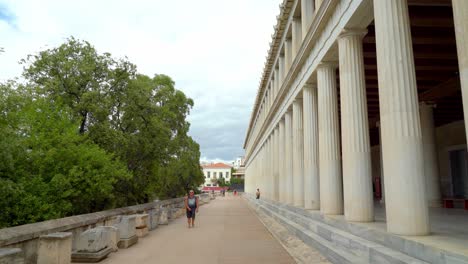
left=0, top=0, right=279, bottom=162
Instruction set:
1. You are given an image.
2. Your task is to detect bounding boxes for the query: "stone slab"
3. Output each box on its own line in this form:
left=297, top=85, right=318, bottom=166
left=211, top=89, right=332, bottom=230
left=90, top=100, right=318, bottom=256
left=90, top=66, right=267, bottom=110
left=37, top=232, right=72, bottom=264
left=134, top=214, right=149, bottom=229
left=75, top=228, right=110, bottom=253
left=148, top=209, right=160, bottom=230
left=0, top=248, right=24, bottom=264
left=98, top=226, right=119, bottom=252
left=71, top=246, right=113, bottom=263
left=135, top=227, right=149, bottom=238
left=113, top=216, right=136, bottom=239
left=159, top=208, right=169, bottom=225
left=117, top=235, right=138, bottom=249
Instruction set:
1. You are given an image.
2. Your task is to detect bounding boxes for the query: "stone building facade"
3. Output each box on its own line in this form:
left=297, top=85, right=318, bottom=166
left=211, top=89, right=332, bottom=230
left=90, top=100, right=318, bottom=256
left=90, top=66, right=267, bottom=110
left=244, top=0, right=468, bottom=238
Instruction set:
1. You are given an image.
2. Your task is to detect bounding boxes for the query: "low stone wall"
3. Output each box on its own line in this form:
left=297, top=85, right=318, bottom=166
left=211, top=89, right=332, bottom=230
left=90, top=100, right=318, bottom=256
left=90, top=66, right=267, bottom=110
left=0, top=193, right=210, bottom=264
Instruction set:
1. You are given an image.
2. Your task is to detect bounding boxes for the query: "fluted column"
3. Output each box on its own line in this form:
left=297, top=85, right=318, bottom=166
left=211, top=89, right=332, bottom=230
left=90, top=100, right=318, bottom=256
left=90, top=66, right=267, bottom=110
left=268, top=134, right=273, bottom=200
left=285, top=108, right=294, bottom=204
left=374, top=0, right=429, bottom=235
left=275, top=68, right=280, bottom=98
left=376, top=121, right=385, bottom=204
left=338, top=29, right=374, bottom=222
left=453, top=0, right=468, bottom=144
left=285, top=39, right=293, bottom=72
left=279, top=118, right=286, bottom=203
left=279, top=55, right=285, bottom=86
left=317, top=63, right=343, bottom=215
left=264, top=139, right=269, bottom=199
left=292, top=17, right=303, bottom=58
left=303, top=85, right=320, bottom=210
left=273, top=126, right=280, bottom=201
left=315, top=0, right=323, bottom=12
left=293, top=99, right=305, bottom=207
left=420, top=102, right=441, bottom=207
left=268, top=86, right=272, bottom=109
left=301, top=0, right=315, bottom=38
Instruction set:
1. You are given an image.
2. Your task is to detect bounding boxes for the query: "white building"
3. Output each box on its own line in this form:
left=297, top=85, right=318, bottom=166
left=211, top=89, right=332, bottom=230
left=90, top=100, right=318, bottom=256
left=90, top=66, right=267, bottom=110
left=233, top=156, right=245, bottom=169
left=201, top=163, right=232, bottom=187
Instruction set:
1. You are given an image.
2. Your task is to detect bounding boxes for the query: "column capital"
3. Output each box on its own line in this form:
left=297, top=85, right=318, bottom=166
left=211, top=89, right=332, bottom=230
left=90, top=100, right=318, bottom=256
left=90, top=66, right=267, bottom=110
left=317, top=61, right=338, bottom=69
left=338, top=28, right=368, bottom=40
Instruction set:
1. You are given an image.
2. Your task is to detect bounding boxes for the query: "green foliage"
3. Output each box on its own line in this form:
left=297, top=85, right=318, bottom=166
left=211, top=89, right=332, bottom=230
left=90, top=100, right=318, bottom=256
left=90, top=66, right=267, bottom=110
left=217, top=177, right=230, bottom=187
left=230, top=178, right=244, bottom=185
left=0, top=38, right=203, bottom=228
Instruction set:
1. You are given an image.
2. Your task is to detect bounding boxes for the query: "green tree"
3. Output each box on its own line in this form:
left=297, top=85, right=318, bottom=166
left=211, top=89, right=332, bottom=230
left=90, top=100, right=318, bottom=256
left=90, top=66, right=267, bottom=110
left=22, top=37, right=136, bottom=134
left=0, top=84, right=130, bottom=227
left=0, top=38, right=203, bottom=227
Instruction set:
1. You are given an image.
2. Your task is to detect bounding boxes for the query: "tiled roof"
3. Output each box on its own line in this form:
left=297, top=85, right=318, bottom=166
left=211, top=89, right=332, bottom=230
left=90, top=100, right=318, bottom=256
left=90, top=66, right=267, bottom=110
left=201, top=162, right=232, bottom=169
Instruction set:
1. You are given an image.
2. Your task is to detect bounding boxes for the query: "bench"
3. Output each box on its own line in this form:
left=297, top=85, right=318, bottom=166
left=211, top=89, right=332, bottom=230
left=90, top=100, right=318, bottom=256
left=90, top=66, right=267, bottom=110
left=442, top=198, right=468, bottom=210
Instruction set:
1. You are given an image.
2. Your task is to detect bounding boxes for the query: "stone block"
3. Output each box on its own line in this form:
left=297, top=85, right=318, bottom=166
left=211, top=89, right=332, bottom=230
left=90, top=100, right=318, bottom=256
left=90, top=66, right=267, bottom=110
left=159, top=208, right=169, bottom=225
left=117, top=235, right=138, bottom=249
left=74, top=228, right=109, bottom=253
left=114, top=215, right=136, bottom=239
left=71, top=247, right=113, bottom=263
left=37, top=232, right=72, bottom=264
left=135, top=227, right=149, bottom=238
left=0, top=248, right=24, bottom=264
left=134, top=214, right=149, bottom=229
left=167, top=206, right=174, bottom=220
left=98, top=226, right=119, bottom=252
left=148, top=209, right=160, bottom=230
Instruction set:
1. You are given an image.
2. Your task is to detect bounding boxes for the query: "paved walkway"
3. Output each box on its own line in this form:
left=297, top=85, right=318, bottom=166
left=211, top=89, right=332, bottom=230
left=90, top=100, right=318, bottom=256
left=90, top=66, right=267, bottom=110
left=98, top=196, right=295, bottom=264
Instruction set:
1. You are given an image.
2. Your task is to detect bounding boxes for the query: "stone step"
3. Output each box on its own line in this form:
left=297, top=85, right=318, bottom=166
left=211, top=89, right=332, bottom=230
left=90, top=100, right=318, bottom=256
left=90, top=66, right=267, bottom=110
left=261, top=198, right=468, bottom=264
left=247, top=196, right=430, bottom=264
left=251, top=201, right=365, bottom=264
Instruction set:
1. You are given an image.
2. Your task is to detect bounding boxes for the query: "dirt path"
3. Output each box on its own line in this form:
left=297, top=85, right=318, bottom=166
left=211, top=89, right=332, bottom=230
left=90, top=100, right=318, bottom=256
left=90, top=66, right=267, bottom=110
left=93, top=196, right=295, bottom=264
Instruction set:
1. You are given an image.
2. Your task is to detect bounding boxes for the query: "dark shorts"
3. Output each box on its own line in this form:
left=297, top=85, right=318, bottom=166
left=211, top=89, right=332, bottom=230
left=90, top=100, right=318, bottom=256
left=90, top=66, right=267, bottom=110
left=186, top=207, right=196, bottom=219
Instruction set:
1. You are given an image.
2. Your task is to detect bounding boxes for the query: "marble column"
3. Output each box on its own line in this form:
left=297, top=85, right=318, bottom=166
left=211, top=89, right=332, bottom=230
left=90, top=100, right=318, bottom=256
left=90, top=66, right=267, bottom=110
left=267, top=136, right=272, bottom=199
left=265, top=140, right=269, bottom=199
left=279, top=55, right=286, bottom=86
left=285, top=39, right=293, bottom=71
left=453, top=0, right=468, bottom=144
left=373, top=0, right=429, bottom=235
left=275, top=68, right=280, bottom=98
left=273, top=125, right=280, bottom=201
left=293, top=99, right=305, bottom=207
left=420, top=102, right=441, bottom=207
left=279, top=118, right=286, bottom=203
left=301, top=0, right=315, bottom=38
left=303, top=84, right=320, bottom=210
left=315, top=0, right=323, bottom=12
left=317, top=63, right=343, bottom=215
left=292, top=17, right=303, bottom=58
left=376, top=121, right=385, bottom=204
left=285, top=108, right=294, bottom=204
left=338, top=29, right=374, bottom=222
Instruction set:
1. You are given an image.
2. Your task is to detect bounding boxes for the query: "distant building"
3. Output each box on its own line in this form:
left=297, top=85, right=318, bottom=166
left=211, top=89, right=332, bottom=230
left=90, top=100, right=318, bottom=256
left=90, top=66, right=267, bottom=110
left=201, top=162, right=232, bottom=187
left=232, top=156, right=245, bottom=169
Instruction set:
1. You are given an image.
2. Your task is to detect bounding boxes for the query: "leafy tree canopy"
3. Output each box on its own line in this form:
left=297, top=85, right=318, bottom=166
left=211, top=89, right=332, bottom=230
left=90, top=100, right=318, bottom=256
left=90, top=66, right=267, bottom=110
left=0, top=38, right=204, bottom=228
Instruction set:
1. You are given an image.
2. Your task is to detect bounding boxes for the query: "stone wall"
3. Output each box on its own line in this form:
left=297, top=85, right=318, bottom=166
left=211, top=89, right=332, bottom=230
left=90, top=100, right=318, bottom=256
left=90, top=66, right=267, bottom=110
left=0, top=194, right=210, bottom=263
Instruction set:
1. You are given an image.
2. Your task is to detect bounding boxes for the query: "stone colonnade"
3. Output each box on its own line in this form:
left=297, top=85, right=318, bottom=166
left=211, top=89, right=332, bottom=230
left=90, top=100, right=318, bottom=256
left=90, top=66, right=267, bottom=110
left=244, top=0, right=468, bottom=236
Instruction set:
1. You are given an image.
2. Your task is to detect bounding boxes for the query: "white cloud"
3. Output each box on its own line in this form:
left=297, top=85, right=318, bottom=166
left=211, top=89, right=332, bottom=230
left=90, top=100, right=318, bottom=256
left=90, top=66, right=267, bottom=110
left=0, top=0, right=280, bottom=161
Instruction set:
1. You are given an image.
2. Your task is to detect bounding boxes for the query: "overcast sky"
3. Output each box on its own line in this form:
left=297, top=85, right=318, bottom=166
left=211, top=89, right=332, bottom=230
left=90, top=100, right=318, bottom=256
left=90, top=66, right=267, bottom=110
left=0, top=0, right=279, bottom=162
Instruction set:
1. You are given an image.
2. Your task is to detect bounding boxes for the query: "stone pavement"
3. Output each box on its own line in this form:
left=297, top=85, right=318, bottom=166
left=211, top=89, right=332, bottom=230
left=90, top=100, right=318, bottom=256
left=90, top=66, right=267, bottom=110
left=91, top=196, right=296, bottom=264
